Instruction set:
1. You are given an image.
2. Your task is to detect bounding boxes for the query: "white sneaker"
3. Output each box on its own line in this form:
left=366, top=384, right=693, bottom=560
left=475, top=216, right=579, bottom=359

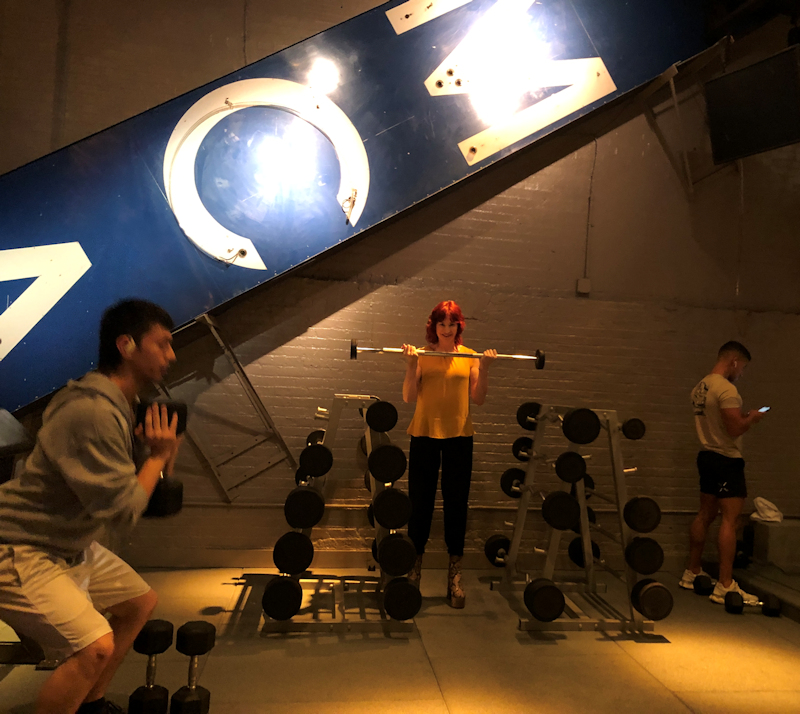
left=679, top=568, right=713, bottom=590
left=709, top=579, right=759, bottom=606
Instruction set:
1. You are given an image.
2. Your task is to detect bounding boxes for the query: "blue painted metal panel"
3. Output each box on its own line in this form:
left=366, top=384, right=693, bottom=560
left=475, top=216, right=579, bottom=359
left=0, top=0, right=704, bottom=410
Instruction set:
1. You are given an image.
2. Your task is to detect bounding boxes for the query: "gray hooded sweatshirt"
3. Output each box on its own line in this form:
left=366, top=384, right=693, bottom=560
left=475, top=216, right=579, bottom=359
left=0, top=372, right=150, bottom=560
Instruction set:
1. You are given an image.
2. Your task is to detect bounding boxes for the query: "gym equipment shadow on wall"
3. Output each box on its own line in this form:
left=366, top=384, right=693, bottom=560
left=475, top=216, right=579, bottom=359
left=485, top=402, right=672, bottom=635
left=261, top=393, right=420, bottom=633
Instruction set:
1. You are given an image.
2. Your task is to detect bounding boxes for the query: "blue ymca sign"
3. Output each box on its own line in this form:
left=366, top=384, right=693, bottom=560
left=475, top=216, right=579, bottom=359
left=0, top=0, right=704, bottom=410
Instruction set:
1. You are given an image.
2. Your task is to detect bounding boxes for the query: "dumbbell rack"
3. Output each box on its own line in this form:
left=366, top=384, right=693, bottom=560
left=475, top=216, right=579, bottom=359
left=490, top=406, right=654, bottom=634
left=262, top=393, right=414, bottom=634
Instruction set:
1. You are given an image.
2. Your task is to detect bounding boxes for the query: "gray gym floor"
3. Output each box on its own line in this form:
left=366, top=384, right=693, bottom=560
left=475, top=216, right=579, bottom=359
left=2, top=567, right=800, bottom=713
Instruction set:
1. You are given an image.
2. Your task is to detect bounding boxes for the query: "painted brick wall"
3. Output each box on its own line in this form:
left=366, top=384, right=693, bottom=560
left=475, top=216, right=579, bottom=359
left=1, top=3, right=798, bottom=574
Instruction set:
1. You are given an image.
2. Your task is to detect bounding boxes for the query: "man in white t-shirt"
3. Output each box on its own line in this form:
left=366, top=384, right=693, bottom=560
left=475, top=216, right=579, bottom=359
left=680, top=341, right=766, bottom=605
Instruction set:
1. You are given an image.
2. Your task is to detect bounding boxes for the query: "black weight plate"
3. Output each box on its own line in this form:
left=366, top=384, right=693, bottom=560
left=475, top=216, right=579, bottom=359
left=261, top=577, right=303, bottom=621
left=367, top=504, right=375, bottom=528
left=295, top=467, right=312, bottom=486
left=523, top=578, right=565, bottom=622
left=630, top=579, right=673, bottom=621
left=623, top=496, right=661, bottom=533
left=378, top=533, right=417, bottom=577
left=621, top=418, right=646, bottom=440
left=299, top=443, right=333, bottom=478
left=373, top=488, right=412, bottom=530
left=554, top=451, right=586, bottom=484
left=562, top=408, right=601, bottom=445
left=371, top=538, right=378, bottom=562
left=306, top=429, right=326, bottom=446
left=365, top=401, right=398, bottom=433
left=570, top=505, right=596, bottom=534
left=133, top=620, right=174, bottom=656
left=625, top=537, right=664, bottom=575
left=383, top=577, right=422, bottom=621
left=484, top=534, right=511, bottom=567
left=567, top=537, right=600, bottom=568
left=283, top=486, right=325, bottom=530
left=511, top=436, right=533, bottom=462
left=725, top=591, right=744, bottom=614
left=541, top=491, right=580, bottom=531
left=516, top=402, right=542, bottom=431
left=762, top=594, right=782, bottom=617
left=368, top=444, right=407, bottom=483
left=693, top=574, right=714, bottom=596
left=129, top=685, right=169, bottom=712
left=272, top=531, right=314, bottom=575
left=143, top=476, right=184, bottom=518
left=569, top=473, right=595, bottom=500
left=500, top=468, right=525, bottom=498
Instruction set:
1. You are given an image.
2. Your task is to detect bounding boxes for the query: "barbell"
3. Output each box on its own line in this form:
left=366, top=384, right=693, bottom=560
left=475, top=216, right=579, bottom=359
left=524, top=578, right=566, bottom=622
left=262, top=576, right=303, bottom=621
left=350, top=339, right=545, bottom=368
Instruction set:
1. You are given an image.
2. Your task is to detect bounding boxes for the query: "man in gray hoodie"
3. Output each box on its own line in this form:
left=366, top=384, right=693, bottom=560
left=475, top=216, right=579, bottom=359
left=0, top=299, right=181, bottom=714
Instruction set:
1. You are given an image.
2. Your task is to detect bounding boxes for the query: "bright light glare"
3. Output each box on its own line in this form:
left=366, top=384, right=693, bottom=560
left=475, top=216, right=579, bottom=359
left=252, top=121, right=318, bottom=201
left=460, top=2, right=551, bottom=125
left=308, top=58, right=340, bottom=95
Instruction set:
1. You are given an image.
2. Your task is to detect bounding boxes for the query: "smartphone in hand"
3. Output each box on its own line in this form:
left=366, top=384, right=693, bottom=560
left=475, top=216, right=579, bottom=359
left=758, top=406, right=770, bottom=413
left=135, top=401, right=188, bottom=435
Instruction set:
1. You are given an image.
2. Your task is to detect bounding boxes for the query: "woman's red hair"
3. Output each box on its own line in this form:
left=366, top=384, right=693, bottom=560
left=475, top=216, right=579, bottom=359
left=425, top=300, right=465, bottom=346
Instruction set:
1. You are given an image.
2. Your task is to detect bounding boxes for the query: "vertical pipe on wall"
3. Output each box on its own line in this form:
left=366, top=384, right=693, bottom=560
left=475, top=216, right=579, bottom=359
left=243, top=0, right=249, bottom=67
left=50, top=0, right=71, bottom=152
left=582, top=138, right=599, bottom=281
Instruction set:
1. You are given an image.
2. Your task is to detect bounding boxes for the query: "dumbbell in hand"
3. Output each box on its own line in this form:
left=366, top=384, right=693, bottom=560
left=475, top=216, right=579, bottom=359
left=129, top=619, right=174, bottom=714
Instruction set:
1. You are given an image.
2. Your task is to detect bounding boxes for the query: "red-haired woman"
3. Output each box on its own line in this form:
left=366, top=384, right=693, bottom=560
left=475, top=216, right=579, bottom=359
left=402, top=300, right=496, bottom=608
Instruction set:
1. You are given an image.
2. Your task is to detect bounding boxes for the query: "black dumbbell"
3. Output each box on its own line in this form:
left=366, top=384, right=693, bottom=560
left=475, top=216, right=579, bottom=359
left=724, top=590, right=778, bottom=615
left=170, top=621, right=216, bottom=714
left=725, top=591, right=745, bottom=614
left=144, top=475, right=184, bottom=518
left=693, top=574, right=714, bottom=596
left=762, top=593, right=781, bottom=617
left=129, top=619, right=174, bottom=714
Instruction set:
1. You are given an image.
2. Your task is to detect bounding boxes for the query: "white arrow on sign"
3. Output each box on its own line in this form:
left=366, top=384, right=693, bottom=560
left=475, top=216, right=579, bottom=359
left=0, top=242, right=92, bottom=362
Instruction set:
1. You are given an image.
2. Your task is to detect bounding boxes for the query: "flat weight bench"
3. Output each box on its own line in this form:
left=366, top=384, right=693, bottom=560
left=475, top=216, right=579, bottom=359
left=0, top=623, right=60, bottom=669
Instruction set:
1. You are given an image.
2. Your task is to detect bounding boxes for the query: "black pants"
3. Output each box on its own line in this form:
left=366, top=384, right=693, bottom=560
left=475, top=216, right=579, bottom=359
left=407, top=436, right=473, bottom=557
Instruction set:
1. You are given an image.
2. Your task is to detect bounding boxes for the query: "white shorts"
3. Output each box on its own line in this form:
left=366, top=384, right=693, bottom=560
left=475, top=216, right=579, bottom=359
left=0, top=541, right=151, bottom=662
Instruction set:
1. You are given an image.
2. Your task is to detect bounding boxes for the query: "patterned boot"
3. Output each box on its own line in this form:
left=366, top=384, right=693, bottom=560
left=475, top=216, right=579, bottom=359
left=446, top=555, right=465, bottom=609
left=408, top=554, right=423, bottom=589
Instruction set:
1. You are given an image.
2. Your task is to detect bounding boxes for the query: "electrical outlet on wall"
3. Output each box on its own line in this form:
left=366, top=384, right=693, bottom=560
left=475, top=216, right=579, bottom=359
left=576, top=278, right=591, bottom=295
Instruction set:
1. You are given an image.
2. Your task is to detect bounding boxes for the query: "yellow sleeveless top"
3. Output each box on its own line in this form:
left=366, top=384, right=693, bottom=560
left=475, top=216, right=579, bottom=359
left=407, top=345, right=476, bottom=438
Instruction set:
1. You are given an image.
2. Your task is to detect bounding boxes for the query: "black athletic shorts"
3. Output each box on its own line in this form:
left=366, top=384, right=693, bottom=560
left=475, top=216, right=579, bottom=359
left=697, top=450, right=747, bottom=499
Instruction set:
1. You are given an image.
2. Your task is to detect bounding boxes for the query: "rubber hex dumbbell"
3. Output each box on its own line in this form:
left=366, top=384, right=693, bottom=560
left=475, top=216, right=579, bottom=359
left=170, top=621, right=216, bottom=714
left=129, top=619, right=174, bottom=714
left=693, top=574, right=714, bottom=596
left=144, top=475, right=184, bottom=518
